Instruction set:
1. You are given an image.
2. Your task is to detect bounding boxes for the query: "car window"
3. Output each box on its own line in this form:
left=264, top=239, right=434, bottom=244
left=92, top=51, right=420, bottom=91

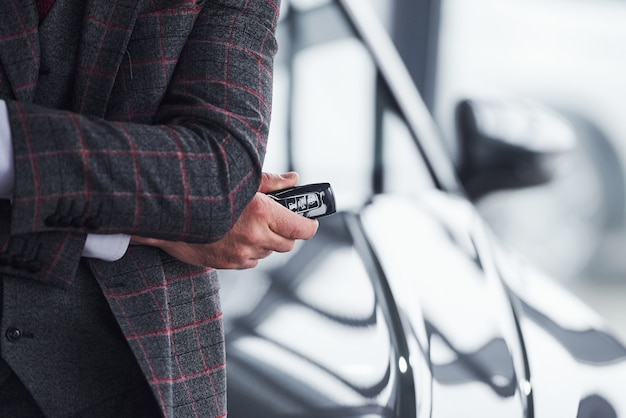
left=380, top=108, right=436, bottom=197
left=290, top=38, right=377, bottom=209
left=263, top=2, right=437, bottom=214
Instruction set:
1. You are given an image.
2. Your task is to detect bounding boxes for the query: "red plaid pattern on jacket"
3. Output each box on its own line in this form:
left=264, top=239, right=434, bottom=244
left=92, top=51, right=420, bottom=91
left=0, top=0, right=280, bottom=416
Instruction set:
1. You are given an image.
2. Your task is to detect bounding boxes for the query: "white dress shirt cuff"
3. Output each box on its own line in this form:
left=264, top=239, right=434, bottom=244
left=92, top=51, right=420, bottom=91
left=1, top=100, right=130, bottom=262
left=82, top=234, right=131, bottom=262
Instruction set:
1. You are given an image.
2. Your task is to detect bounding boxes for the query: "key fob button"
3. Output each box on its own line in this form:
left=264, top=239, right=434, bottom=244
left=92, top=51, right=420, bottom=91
left=297, top=196, right=307, bottom=211
left=307, top=193, right=320, bottom=209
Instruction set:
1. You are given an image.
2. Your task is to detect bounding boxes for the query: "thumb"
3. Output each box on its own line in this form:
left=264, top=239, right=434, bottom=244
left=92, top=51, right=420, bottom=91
left=258, top=172, right=299, bottom=193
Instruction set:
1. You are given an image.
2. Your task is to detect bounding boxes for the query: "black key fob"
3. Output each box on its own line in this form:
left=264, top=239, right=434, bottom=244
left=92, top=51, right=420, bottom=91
left=267, top=183, right=336, bottom=219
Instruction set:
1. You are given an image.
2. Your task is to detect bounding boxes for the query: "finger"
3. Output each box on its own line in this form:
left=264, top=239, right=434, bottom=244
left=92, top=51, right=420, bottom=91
left=254, top=248, right=275, bottom=259
left=212, top=246, right=263, bottom=270
left=268, top=206, right=319, bottom=241
left=264, top=235, right=297, bottom=253
left=247, top=222, right=297, bottom=253
left=228, top=259, right=259, bottom=270
left=258, top=171, right=299, bottom=193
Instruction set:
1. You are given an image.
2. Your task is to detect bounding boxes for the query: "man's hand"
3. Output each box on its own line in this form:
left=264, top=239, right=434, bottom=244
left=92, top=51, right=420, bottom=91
left=130, top=172, right=319, bottom=269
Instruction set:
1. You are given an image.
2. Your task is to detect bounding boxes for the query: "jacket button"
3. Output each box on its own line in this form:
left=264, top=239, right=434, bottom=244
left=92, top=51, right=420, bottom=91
left=6, top=327, right=21, bottom=342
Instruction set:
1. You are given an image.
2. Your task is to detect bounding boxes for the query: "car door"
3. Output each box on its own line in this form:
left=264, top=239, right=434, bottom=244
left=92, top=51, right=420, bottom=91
left=220, top=212, right=412, bottom=418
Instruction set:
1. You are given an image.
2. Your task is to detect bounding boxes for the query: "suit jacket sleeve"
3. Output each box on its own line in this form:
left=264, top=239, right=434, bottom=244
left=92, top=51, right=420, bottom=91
left=6, top=0, right=280, bottom=245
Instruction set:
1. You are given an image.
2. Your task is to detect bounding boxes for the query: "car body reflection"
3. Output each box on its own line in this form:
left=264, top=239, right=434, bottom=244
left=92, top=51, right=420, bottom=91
left=222, top=215, right=403, bottom=418
left=222, top=190, right=626, bottom=417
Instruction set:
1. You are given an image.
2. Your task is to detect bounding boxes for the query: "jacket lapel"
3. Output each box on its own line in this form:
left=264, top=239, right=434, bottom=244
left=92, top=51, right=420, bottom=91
left=73, top=0, right=142, bottom=117
left=0, top=1, right=40, bottom=102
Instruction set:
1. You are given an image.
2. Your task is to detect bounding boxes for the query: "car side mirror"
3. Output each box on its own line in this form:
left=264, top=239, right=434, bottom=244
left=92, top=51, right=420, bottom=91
left=456, top=99, right=576, bottom=201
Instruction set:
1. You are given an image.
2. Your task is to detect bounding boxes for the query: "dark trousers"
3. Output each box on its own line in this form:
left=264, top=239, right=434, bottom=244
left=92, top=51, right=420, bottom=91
left=0, top=366, right=162, bottom=418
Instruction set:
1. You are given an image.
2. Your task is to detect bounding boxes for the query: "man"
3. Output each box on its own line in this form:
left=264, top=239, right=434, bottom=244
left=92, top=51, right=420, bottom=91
left=0, top=0, right=317, bottom=416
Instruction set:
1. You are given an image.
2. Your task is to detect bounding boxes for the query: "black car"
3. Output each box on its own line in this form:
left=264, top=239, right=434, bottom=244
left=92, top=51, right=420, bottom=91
left=219, top=1, right=626, bottom=417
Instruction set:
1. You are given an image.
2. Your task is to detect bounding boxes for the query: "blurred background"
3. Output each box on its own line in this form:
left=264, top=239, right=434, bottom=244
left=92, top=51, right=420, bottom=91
left=388, top=0, right=626, bottom=340
left=268, top=0, right=626, bottom=340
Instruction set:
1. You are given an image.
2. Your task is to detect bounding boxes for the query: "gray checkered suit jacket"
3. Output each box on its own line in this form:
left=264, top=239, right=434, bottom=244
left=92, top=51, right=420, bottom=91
left=0, top=0, right=279, bottom=416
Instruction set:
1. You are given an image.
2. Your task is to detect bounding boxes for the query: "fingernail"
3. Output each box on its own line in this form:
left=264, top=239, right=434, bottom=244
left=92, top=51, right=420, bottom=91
left=281, top=172, right=298, bottom=180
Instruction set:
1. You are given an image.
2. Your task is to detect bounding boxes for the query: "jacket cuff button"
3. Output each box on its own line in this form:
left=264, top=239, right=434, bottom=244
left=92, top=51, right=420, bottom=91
left=0, top=253, right=11, bottom=266
left=45, top=214, right=61, bottom=227
left=11, top=256, right=27, bottom=269
left=72, top=216, right=87, bottom=227
left=58, top=215, right=74, bottom=227
left=26, top=260, right=43, bottom=273
left=85, top=217, right=102, bottom=230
